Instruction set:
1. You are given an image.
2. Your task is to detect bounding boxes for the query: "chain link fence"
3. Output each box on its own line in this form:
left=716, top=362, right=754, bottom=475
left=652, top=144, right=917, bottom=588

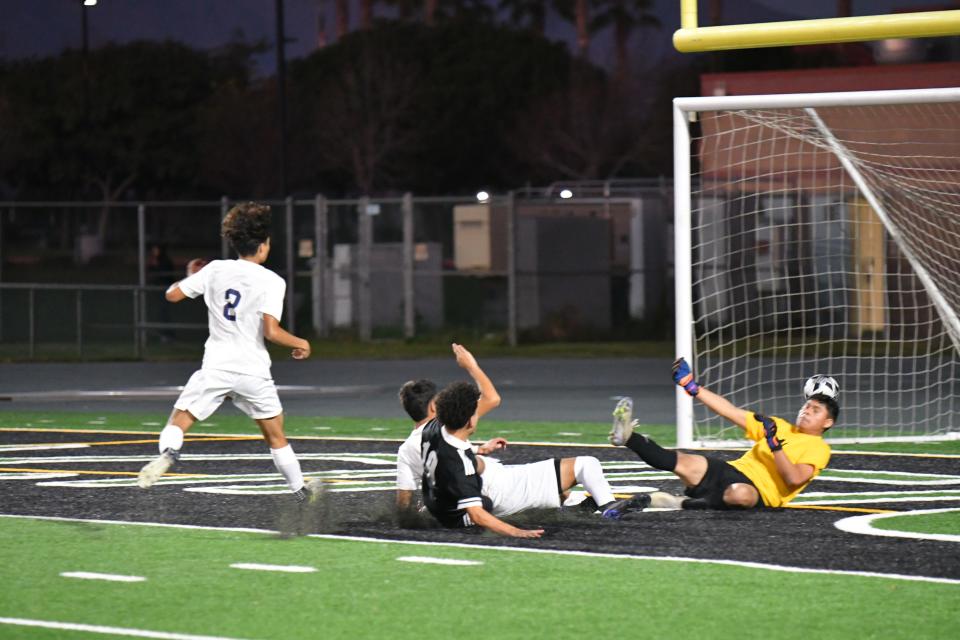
left=0, top=182, right=674, bottom=359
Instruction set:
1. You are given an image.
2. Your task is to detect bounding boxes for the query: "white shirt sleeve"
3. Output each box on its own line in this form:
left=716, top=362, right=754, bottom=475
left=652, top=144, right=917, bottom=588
left=396, top=429, right=424, bottom=491
left=177, top=265, right=208, bottom=299
left=259, top=273, right=286, bottom=321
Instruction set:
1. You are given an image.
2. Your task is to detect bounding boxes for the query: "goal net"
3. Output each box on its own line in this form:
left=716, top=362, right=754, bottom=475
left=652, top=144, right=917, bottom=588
left=673, top=88, right=960, bottom=446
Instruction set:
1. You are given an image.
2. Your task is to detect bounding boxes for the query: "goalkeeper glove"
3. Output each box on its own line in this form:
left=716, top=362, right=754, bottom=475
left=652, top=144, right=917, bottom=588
left=672, top=358, right=700, bottom=396
left=756, top=413, right=785, bottom=452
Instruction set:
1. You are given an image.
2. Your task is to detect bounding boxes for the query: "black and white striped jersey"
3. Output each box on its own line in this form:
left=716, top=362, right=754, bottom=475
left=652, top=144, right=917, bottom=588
left=420, top=419, right=484, bottom=528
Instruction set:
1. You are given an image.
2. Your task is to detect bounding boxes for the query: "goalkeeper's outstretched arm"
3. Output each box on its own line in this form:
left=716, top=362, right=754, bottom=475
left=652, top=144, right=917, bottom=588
left=695, top=387, right=748, bottom=429
left=672, top=357, right=748, bottom=430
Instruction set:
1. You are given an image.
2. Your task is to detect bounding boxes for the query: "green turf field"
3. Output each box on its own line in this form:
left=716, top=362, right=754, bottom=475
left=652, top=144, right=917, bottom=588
left=0, top=411, right=678, bottom=446
left=2, top=411, right=959, bottom=639
left=2, top=516, right=957, bottom=640
left=3, top=410, right=960, bottom=454
left=871, top=509, right=960, bottom=536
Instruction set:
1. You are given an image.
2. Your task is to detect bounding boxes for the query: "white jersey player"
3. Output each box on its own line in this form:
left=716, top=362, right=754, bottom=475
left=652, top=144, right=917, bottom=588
left=138, top=202, right=317, bottom=502
left=396, top=344, right=649, bottom=533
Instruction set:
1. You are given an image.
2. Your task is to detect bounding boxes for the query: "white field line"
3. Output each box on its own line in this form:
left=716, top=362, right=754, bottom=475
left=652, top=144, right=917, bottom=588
left=835, top=508, right=960, bottom=543
left=0, top=453, right=396, bottom=465
left=814, top=477, right=960, bottom=486
left=4, top=426, right=959, bottom=457
left=60, top=571, right=146, bottom=583
left=185, top=483, right=396, bottom=496
left=32, top=468, right=395, bottom=488
left=1, top=473, right=78, bottom=480
left=0, top=617, right=251, bottom=640
left=2, top=513, right=958, bottom=587
left=396, top=556, right=483, bottom=566
left=190, top=483, right=652, bottom=496
left=827, top=468, right=960, bottom=478
left=800, top=489, right=960, bottom=498
left=229, top=563, right=317, bottom=573
left=0, top=444, right=91, bottom=453
left=799, top=495, right=960, bottom=506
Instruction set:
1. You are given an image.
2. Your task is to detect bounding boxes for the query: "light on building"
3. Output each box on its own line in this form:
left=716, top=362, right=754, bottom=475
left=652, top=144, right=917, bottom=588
left=476, top=191, right=490, bottom=203
left=559, top=189, right=573, bottom=199
left=83, top=0, right=98, bottom=6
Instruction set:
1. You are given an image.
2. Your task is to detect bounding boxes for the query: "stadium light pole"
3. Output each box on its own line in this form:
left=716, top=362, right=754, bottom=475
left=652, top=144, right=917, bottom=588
left=80, top=0, right=95, bottom=119
left=275, top=0, right=289, bottom=198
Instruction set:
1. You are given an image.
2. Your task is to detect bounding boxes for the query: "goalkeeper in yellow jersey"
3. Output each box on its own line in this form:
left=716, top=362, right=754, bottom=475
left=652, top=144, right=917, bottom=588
left=608, top=359, right=837, bottom=509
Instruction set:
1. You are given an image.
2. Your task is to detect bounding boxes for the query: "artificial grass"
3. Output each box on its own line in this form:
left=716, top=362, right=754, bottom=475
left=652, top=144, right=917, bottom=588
left=1, top=516, right=958, bottom=640
left=0, top=411, right=676, bottom=447
left=871, top=509, right=960, bottom=536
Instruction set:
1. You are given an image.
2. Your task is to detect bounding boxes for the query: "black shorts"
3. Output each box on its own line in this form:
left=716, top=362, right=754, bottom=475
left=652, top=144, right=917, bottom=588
left=684, top=457, right=762, bottom=509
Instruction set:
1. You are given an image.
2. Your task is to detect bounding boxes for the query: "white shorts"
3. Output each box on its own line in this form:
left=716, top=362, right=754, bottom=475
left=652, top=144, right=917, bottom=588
left=481, top=458, right=561, bottom=517
left=174, top=369, right=282, bottom=421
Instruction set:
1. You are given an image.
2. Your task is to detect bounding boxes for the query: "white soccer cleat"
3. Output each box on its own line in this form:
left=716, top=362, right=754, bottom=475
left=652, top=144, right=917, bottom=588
left=649, top=491, right=685, bottom=510
left=609, top=397, right=635, bottom=446
left=137, top=450, right=177, bottom=489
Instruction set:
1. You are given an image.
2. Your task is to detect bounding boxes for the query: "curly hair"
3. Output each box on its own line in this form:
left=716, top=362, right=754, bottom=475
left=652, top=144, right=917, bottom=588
left=434, top=381, right=480, bottom=431
left=221, top=202, right=271, bottom=257
left=398, top=379, right=438, bottom=422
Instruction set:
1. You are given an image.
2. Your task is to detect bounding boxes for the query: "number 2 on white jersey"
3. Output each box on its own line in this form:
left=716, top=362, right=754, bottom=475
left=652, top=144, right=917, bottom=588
left=223, top=288, right=242, bottom=321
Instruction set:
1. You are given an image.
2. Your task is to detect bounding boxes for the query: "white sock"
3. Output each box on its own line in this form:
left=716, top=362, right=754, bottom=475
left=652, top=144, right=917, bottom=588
left=158, top=424, right=184, bottom=454
left=574, top=456, right=615, bottom=507
left=270, top=444, right=305, bottom=493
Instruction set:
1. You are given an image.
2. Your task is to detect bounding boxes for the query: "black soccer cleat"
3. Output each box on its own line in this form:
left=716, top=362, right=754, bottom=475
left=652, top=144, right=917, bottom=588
left=294, top=477, right=324, bottom=504
left=600, top=493, right=652, bottom=520
left=575, top=496, right=599, bottom=513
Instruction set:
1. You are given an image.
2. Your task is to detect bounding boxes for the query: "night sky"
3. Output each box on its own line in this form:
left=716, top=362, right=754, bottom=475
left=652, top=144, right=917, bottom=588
left=1, top=0, right=951, bottom=73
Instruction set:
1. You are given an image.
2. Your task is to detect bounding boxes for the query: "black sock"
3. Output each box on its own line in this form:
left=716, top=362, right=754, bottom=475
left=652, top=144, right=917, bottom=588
left=625, top=433, right=678, bottom=472
left=681, top=498, right=711, bottom=510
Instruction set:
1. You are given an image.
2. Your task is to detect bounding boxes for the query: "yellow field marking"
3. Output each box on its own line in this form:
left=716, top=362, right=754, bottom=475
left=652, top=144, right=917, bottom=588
left=785, top=504, right=895, bottom=514
left=1, top=435, right=260, bottom=450
left=0, top=427, right=261, bottom=438
left=0, top=427, right=162, bottom=434
left=55, top=436, right=258, bottom=448
left=0, top=467, right=206, bottom=478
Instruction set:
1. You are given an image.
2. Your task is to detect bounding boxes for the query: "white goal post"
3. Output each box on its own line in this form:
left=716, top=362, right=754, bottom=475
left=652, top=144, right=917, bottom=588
left=673, top=87, right=960, bottom=447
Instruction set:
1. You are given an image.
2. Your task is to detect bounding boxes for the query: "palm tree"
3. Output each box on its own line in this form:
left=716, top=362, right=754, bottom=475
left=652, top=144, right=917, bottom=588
left=553, top=0, right=593, bottom=58
left=592, top=0, right=659, bottom=82
left=360, top=0, right=373, bottom=29
left=498, top=0, right=549, bottom=36
left=425, top=0, right=439, bottom=25
left=709, top=0, right=722, bottom=25
left=380, top=0, right=418, bottom=21
left=336, top=0, right=350, bottom=38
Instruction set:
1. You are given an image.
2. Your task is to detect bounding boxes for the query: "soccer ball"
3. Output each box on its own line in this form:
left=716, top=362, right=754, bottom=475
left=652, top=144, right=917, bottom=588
left=804, top=375, right=839, bottom=400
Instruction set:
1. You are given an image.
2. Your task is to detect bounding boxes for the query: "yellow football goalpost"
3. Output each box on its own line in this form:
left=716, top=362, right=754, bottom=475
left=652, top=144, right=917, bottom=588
left=673, top=0, right=960, bottom=52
